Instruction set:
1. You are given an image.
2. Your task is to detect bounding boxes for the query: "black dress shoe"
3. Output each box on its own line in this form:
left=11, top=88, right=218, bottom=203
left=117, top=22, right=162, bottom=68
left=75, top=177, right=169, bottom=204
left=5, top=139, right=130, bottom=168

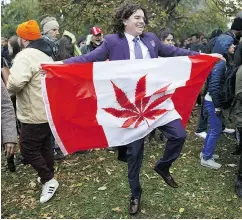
left=154, top=166, right=178, bottom=188
left=231, top=148, right=242, bottom=155
left=129, top=193, right=142, bottom=215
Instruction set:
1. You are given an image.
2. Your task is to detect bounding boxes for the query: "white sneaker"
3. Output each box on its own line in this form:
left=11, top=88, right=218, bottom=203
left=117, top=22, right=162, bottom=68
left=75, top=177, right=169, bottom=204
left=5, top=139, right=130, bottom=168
left=37, top=177, right=41, bottom=184
left=195, top=132, right=207, bottom=139
left=223, top=128, right=235, bottom=134
left=199, top=152, right=219, bottom=160
left=201, top=158, right=221, bottom=169
left=40, top=178, right=59, bottom=204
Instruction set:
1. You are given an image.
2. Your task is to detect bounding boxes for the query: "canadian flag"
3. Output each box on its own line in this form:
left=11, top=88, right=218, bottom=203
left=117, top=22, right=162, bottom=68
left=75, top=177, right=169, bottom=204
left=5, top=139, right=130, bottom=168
left=41, top=55, right=218, bottom=155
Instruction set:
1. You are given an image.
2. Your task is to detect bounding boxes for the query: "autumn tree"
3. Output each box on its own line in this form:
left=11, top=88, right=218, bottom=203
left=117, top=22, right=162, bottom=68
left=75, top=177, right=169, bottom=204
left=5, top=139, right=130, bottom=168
left=1, top=0, right=41, bottom=37
left=1, top=0, right=241, bottom=39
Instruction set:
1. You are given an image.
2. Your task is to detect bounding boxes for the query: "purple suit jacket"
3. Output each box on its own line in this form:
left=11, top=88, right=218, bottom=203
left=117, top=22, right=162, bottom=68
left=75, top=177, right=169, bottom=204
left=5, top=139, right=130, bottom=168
left=63, top=32, right=199, bottom=64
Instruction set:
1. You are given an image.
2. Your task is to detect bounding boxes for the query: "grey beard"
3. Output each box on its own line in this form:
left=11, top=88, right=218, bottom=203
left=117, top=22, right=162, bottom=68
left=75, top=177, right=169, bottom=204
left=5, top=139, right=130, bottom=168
left=93, top=41, right=101, bottom=45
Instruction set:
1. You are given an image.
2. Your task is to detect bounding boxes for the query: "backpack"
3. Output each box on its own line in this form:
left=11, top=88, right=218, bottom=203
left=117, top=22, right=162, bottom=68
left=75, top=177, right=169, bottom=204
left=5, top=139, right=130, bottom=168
left=220, top=65, right=239, bottom=109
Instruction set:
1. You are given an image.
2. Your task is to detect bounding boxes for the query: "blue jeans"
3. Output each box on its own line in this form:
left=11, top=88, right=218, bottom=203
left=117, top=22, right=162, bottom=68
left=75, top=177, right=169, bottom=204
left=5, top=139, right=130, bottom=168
left=196, top=99, right=225, bottom=133
left=202, top=100, right=222, bottom=160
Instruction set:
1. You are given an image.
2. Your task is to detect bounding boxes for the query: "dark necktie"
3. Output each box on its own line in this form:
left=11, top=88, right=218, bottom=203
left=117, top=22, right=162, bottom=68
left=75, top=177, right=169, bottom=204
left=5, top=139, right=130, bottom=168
left=133, top=37, right=143, bottom=59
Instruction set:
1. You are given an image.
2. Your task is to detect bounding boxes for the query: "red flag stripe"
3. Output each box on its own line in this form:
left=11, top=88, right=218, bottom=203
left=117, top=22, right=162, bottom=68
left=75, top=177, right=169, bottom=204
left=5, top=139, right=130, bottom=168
left=41, top=63, right=108, bottom=155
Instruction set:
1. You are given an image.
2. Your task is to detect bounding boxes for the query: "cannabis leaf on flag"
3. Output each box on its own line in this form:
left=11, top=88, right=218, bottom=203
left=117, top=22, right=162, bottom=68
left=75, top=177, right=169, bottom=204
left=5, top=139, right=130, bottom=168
left=103, top=75, right=172, bottom=128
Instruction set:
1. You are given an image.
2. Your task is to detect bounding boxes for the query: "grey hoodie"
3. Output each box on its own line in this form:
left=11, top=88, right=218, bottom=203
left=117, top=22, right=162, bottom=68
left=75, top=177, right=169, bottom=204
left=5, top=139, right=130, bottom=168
left=1, top=79, right=17, bottom=144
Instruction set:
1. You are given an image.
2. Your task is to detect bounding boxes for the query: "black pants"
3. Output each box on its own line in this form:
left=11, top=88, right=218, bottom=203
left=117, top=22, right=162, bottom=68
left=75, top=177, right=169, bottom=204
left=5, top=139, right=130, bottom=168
left=127, top=119, right=186, bottom=198
left=20, top=123, right=54, bottom=184
left=238, top=127, right=242, bottom=179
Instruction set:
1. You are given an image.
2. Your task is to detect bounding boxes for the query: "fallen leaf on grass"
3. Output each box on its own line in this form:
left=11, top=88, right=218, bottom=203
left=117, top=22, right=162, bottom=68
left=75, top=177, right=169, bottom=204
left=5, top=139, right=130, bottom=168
left=9, top=214, right=17, bottom=218
left=112, top=207, right=122, bottom=213
left=106, top=169, right=112, bottom=175
left=182, top=169, right=188, bottom=172
left=208, top=207, right=215, bottom=210
left=98, top=186, right=107, bottom=191
left=84, top=176, right=90, bottom=181
left=98, top=157, right=106, bottom=161
left=40, top=213, right=49, bottom=218
left=94, top=177, right=100, bottom=183
left=141, top=209, right=146, bottom=214
left=179, top=208, right=184, bottom=213
left=82, top=165, right=91, bottom=170
left=226, top=164, right=237, bottom=167
left=70, top=183, right=83, bottom=188
left=29, top=181, right=36, bottom=188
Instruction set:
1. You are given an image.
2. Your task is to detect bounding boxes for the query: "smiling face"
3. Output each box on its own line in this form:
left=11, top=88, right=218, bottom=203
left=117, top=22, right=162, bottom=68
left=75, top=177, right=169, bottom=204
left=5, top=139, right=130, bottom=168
left=123, top=9, right=145, bottom=37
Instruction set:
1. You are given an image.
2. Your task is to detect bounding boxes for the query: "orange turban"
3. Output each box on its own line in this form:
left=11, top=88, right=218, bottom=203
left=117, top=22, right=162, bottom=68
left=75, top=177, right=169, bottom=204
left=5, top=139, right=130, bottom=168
left=16, top=20, right=41, bottom=41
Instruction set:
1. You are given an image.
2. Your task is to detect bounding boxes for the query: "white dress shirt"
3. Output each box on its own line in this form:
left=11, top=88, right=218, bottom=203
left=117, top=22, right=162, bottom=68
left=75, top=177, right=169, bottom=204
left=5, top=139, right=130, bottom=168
left=124, top=32, right=151, bottom=60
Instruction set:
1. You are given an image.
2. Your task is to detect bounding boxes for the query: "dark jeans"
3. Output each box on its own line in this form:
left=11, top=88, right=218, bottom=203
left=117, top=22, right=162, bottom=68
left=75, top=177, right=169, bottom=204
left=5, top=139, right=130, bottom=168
left=196, top=101, right=225, bottom=133
left=127, top=119, right=186, bottom=198
left=20, top=123, right=54, bottom=184
left=238, top=128, right=242, bottom=179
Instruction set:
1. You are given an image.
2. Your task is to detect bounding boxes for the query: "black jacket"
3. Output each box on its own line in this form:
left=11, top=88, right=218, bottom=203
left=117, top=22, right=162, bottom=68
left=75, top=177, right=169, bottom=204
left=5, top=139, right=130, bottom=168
left=27, top=38, right=54, bottom=58
left=234, top=42, right=242, bottom=67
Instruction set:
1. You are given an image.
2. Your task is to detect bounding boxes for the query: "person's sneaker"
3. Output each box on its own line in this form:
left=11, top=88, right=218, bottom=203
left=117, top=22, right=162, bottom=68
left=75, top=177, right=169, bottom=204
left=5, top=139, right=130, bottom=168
left=199, top=152, right=219, bottom=160
left=40, top=178, right=59, bottom=203
left=201, top=158, right=221, bottom=169
left=195, top=132, right=207, bottom=139
left=223, top=128, right=235, bottom=134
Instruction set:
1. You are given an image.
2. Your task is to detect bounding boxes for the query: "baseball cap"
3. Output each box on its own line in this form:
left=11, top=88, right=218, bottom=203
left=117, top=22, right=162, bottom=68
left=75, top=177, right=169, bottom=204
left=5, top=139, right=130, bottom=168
left=90, top=27, right=102, bottom=35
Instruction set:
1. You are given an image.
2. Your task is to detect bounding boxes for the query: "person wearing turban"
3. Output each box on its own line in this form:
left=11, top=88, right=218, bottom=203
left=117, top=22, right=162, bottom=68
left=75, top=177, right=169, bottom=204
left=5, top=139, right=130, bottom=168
left=7, top=20, right=59, bottom=204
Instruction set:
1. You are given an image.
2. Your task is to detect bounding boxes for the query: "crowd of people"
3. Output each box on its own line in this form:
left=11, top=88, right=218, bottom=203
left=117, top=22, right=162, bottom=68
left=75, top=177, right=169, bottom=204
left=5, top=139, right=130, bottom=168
left=1, top=2, right=242, bottom=215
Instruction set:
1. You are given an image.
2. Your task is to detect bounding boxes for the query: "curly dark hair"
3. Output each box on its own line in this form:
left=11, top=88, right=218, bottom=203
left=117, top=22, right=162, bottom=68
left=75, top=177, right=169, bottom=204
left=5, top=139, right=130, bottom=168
left=112, top=2, right=149, bottom=37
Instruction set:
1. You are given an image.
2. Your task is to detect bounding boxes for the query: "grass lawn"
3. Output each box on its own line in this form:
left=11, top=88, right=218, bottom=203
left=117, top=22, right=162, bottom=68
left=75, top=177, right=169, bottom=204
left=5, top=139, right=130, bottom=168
left=1, top=108, right=242, bottom=219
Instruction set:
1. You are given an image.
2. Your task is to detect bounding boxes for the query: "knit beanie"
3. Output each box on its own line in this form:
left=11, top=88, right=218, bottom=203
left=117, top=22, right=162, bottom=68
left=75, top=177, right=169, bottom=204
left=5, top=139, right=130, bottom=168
left=40, top=17, right=59, bottom=34
left=231, top=17, right=242, bottom=31
left=16, top=20, right=41, bottom=41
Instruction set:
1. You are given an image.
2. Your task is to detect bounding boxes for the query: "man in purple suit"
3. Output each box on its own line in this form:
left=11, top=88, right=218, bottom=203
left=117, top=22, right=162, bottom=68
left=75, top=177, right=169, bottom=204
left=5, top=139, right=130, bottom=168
left=62, top=3, right=221, bottom=215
